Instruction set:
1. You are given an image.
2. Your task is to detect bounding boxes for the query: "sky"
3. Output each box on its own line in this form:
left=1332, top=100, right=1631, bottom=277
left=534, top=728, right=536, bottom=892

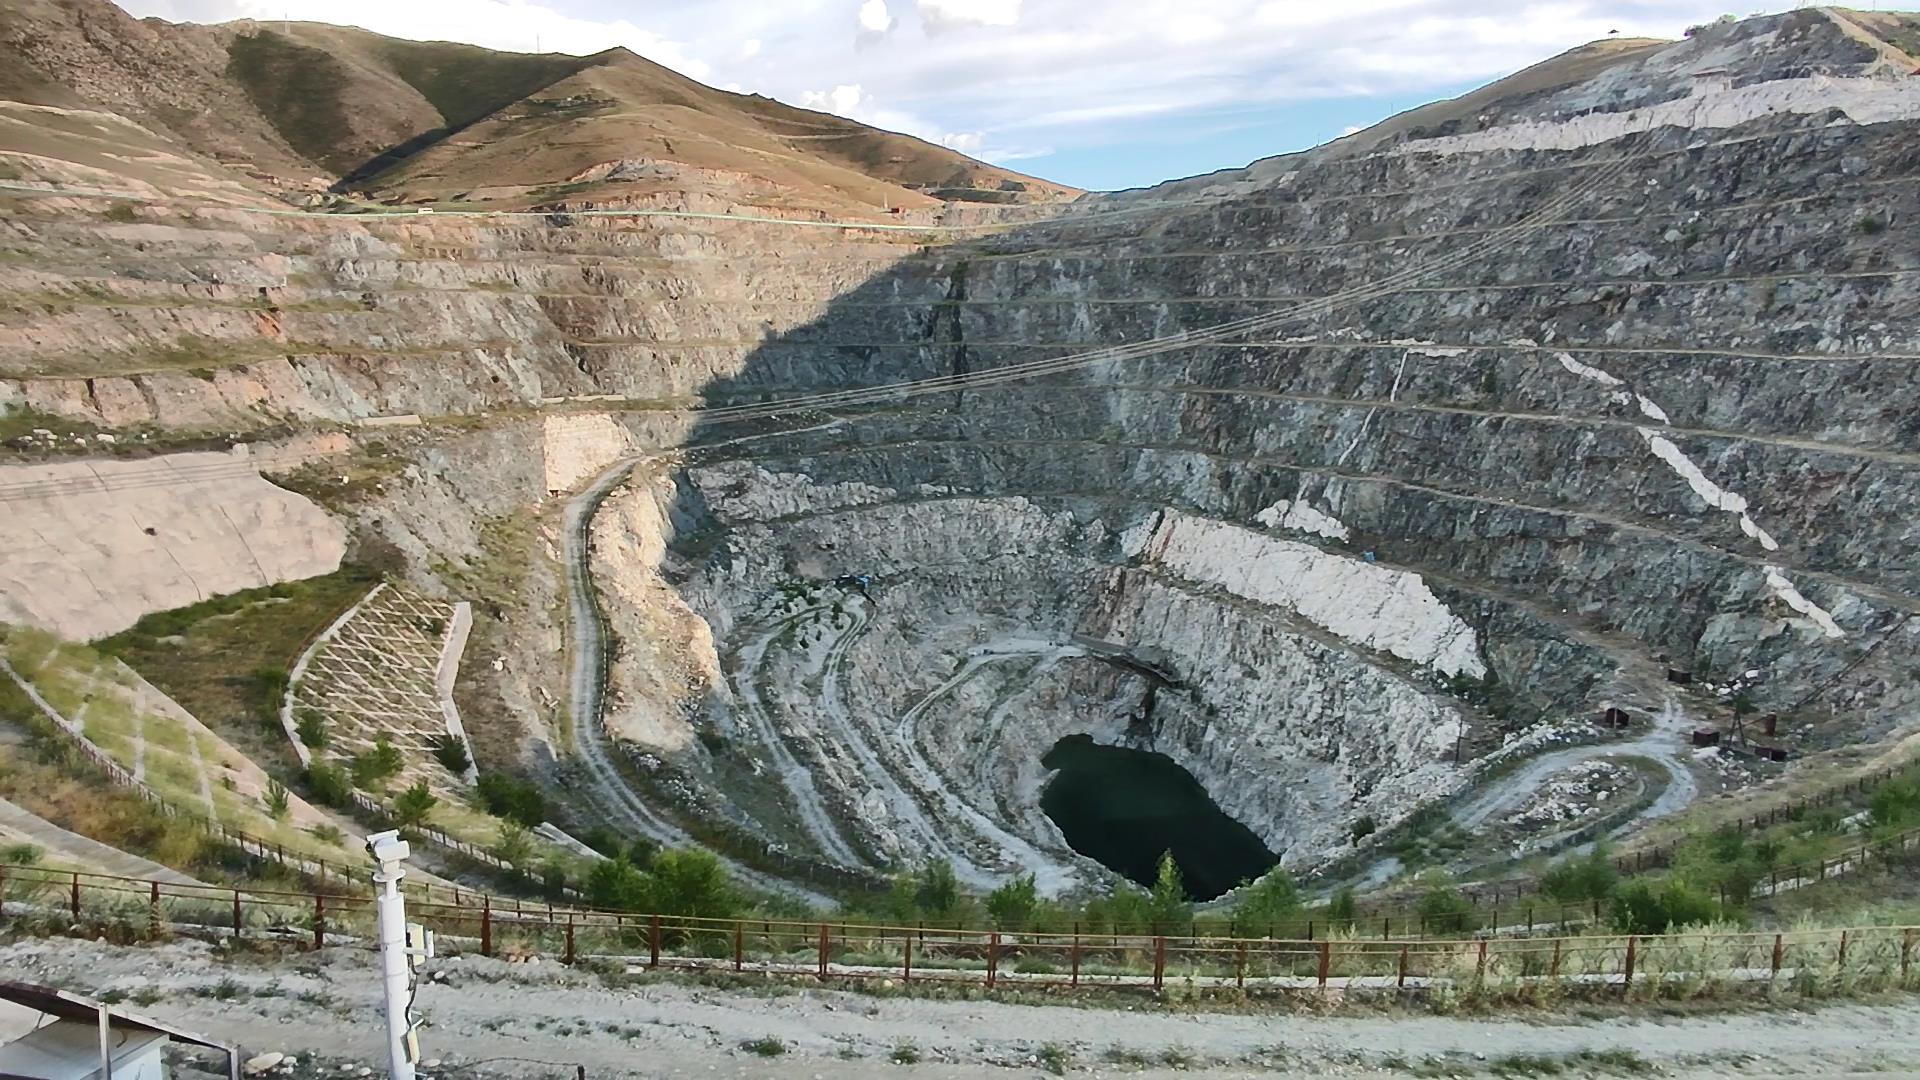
left=113, top=0, right=1801, bottom=192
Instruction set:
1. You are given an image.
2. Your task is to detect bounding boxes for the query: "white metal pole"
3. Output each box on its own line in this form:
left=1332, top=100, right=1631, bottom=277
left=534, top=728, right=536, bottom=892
left=369, top=831, right=417, bottom=1080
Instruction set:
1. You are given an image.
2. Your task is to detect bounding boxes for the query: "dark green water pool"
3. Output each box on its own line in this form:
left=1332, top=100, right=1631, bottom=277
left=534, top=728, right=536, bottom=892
left=1039, top=734, right=1278, bottom=900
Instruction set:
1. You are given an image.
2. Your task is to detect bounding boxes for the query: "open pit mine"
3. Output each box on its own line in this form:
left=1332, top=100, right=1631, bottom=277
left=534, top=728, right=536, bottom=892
left=2, top=2, right=1919, bottom=916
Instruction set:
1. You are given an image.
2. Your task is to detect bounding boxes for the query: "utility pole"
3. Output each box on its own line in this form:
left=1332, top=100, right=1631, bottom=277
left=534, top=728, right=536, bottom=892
left=369, top=831, right=426, bottom=1080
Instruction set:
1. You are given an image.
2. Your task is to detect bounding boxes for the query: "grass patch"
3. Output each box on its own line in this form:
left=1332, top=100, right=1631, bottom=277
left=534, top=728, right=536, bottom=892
left=96, top=564, right=383, bottom=768
left=738, top=1037, right=785, bottom=1057
left=889, top=1041, right=920, bottom=1065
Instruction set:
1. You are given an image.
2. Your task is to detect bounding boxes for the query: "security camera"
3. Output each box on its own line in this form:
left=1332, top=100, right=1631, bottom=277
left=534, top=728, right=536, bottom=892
left=366, top=829, right=411, bottom=864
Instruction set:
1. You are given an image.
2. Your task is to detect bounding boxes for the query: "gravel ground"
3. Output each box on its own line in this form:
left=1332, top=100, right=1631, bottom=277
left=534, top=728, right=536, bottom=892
left=2, top=937, right=1917, bottom=1079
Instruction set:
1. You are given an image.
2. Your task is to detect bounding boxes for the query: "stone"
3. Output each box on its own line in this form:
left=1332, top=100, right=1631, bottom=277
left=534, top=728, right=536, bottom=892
left=244, top=1052, right=285, bottom=1075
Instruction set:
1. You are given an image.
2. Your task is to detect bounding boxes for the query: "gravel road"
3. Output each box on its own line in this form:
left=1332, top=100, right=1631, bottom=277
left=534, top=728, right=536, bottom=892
left=3, top=937, right=1914, bottom=1079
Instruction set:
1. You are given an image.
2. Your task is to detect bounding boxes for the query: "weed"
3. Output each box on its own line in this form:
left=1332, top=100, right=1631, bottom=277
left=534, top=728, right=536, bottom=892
left=890, top=1041, right=920, bottom=1065
left=1037, top=1043, right=1071, bottom=1075
left=1487, top=1053, right=1565, bottom=1076
left=102, top=202, right=138, bottom=223
left=739, top=1038, right=785, bottom=1057
left=203, top=978, right=242, bottom=1001
left=130, top=986, right=165, bottom=1007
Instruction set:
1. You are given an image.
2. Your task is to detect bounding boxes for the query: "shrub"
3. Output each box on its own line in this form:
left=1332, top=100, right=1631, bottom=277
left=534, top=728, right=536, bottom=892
left=1233, top=868, right=1301, bottom=931
left=739, top=1038, right=784, bottom=1057
left=2, top=842, right=41, bottom=865
left=475, top=772, right=546, bottom=827
left=914, top=857, right=961, bottom=920
left=304, top=762, right=351, bottom=807
left=985, top=873, right=1038, bottom=931
left=1415, top=878, right=1480, bottom=934
left=263, top=779, right=290, bottom=819
left=102, top=202, right=138, bottom=223
left=430, top=734, right=471, bottom=774
left=1146, top=852, right=1188, bottom=932
left=1611, top=877, right=1719, bottom=935
left=391, top=781, right=438, bottom=829
left=1859, top=216, right=1887, bottom=236
left=494, top=821, right=534, bottom=868
left=1540, top=846, right=1620, bottom=905
left=294, top=709, right=327, bottom=749
left=351, top=738, right=404, bottom=789
left=1324, top=886, right=1358, bottom=930
left=1348, top=815, right=1377, bottom=843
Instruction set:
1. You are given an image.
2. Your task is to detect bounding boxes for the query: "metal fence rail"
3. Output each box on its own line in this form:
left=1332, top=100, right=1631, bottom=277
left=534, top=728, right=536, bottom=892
left=3, top=863, right=1915, bottom=1000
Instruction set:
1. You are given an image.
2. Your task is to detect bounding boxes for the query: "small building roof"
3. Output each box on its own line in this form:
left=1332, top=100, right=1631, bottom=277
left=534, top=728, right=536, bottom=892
left=0, top=980, right=234, bottom=1052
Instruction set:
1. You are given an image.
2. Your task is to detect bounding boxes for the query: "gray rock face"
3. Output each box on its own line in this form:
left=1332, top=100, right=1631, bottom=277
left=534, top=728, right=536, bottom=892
left=5, top=8, right=1917, bottom=890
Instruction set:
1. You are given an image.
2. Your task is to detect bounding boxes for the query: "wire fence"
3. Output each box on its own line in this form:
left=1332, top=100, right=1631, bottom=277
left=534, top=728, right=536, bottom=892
left=3, top=862, right=1914, bottom=1003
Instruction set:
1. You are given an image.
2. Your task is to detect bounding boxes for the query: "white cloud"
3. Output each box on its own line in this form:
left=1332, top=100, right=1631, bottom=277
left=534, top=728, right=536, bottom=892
left=740, top=38, right=762, bottom=59
left=917, top=0, right=1023, bottom=30
left=858, top=0, right=895, bottom=34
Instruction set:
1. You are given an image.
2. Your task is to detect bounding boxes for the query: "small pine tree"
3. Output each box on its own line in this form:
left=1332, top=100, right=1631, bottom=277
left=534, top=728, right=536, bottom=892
left=1146, top=852, right=1189, bottom=933
left=263, top=779, right=290, bottom=820
left=914, top=858, right=960, bottom=921
left=430, top=733, right=471, bottom=774
left=494, top=820, right=534, bottom=869
left=351, top=738, right=404, bottom=789
left=391, top=781, right=437, bottom=830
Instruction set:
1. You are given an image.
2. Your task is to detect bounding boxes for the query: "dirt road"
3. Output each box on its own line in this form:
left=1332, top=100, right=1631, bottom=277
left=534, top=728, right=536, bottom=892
left=3, top=937, right=1914, bottom=1079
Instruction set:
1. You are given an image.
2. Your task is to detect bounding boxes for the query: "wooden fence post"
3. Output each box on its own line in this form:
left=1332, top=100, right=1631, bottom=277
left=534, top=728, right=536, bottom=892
left=480, top=897, right=493, bottom=957
left=901, top=933, right=912, bottom=982
left=816, top=923, right=830, bottom=980
left=1549, top=938, right=1562, bottom=980
left=986, top=932, right=999, bottom=989
left=1070, top=928, right=1081, bottom=988
left=563, top=915, right=576, bottom=966
left=1771, top=934, right=1785, bottom=979
left=1836, top=930, right=1848, bottom=974
left=1397, top=945, right=1409, bottom=989
left=1236, top=940, right=1248, bottom=990
left=70, top=872, right=80, bottom=919
left=149, top=881, right=161, bottom=937
left=1621, top=936, right=1636, bottom=992
left=1152, top=936, right=1167, bottom=991
left=1902, top=929, right=1914, bottom=983
left=312, top=893, right=325, bottom=952
left=1475, top=939, right=1487, bottom=991
left=1318, top=940, right=1332, bottom=990
left=649, top=915, right=663, bottom=969
left=232, top=890, right=243, bottom=938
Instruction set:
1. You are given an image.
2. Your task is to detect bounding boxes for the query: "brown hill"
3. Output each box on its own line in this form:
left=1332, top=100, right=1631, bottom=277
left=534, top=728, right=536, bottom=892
left=0, top=0, right=1075, bottom=211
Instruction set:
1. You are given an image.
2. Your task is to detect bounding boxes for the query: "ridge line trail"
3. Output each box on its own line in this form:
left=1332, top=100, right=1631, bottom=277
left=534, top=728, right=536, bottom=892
left=9, top=938, right=1917, bottom=1079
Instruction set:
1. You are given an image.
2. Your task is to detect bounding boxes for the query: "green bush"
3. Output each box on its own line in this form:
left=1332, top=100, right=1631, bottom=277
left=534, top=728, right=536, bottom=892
left=1611, top=877, right=1719, bottom=935
left=304, top=762, right=352, bottom=807
left=985, top=872, right=1038, bottom=931
left=1349, top=815, right=1377, bottom=843
left=475, top=773, right=546, bottom=827
left=1324, top=886, right=1358, bottom=930
left=350, top=738, right=404, bottom=789
left=294, top=709, right=327, bottom=749
left=1415, top=879, right=1480, bottom=935
left=1540, top=846, right=1620, bottom=905
left=1232, top=868, right=1301, bottom=930
left=430, top=734, right=471, bottom=774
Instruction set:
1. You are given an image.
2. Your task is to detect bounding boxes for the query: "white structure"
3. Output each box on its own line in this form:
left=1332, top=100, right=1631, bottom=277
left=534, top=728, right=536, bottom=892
left=0, top=980, right=238, bottom=1080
